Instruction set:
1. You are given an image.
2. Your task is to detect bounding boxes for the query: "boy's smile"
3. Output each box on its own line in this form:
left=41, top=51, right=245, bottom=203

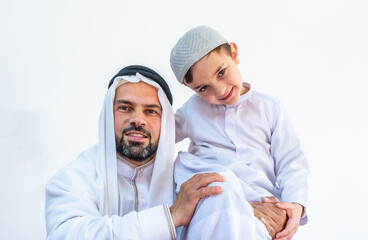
left=186, top=42, right=247, bottom=105
left=219, top=87, right=234, bottom=101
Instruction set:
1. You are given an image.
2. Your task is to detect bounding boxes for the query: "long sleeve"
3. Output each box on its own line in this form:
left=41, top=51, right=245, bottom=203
left=175, top=103, right=189, bottom=143
left=45, top=157, right=176, bottom=240
left=270, top=101, right=310, bottom=224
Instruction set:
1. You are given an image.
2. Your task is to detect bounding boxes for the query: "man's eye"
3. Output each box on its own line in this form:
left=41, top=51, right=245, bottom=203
left=218, top=69, right=225, bottom=77
left=147, top=109, right=158, bottom=114
left=199, top=85, right=208, bottom=92
left=119, top=106, right=129, bottom=111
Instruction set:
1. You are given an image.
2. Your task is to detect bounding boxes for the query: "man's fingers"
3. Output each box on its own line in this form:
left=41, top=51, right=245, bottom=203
left=190, top=173, right=226, bottom=188
left=253, top=207, right=277, bottom=239
left=180, top=172, right=225, bottom=196
left=170, top=172, right=226, bottom=227
left=178, top=172, right=226, bottom=204
left=197, top=185, right=223, bottom=198
left=260, top=217, right=276, bottom=239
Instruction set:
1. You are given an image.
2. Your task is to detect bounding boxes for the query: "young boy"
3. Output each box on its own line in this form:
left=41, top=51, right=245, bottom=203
left=170, top=26, right=309, bottom=239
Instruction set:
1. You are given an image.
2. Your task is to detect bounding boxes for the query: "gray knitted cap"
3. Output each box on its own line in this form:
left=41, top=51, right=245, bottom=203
left=170, top=25, right=228, bottom=83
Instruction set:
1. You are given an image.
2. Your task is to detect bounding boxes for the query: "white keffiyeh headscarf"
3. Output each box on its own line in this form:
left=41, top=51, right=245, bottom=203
left=97, top=72, right=176, bottom=216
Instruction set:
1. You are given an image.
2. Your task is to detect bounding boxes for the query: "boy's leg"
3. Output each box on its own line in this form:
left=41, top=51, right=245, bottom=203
left=180, top=170, right=270, bottom=240
left=174, top=152, right=270, bottom=239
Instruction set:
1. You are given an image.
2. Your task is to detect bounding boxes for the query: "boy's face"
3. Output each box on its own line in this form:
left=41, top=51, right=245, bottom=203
left=186, top=43, right=245, bottom=105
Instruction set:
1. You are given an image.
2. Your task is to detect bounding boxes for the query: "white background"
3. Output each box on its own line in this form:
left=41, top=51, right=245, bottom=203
left=1, top=0, right=367, bottom=239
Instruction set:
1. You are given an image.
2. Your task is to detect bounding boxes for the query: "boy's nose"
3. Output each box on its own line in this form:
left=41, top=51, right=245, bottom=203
left=214, top=85, right=226, bottom=98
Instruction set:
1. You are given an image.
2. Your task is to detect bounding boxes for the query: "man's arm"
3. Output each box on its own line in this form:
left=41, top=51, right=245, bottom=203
left=45, top=157, right=178, bottom=240
left=46, top=165, right=225, bottom=240
left=45, top=175, right=154, bottom=239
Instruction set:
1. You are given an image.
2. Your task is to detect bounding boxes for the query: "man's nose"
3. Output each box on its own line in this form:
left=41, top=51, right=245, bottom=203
left=129, top=111, right=147, bottom=126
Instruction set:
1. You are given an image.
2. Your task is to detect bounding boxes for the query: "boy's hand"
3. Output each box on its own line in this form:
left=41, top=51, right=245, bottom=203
left=169, top=173, right=225, bottom=227
left=274, top=202, right=304, bottom=240
left=251, top=196, right=287, bottom=239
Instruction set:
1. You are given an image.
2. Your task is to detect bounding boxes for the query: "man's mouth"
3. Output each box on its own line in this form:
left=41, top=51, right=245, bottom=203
left=219, top=87, right=234, bottom=101
left=125, top=131, right=148, bottom=142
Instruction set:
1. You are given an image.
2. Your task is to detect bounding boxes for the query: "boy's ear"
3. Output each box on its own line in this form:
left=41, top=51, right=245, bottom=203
left=230, top=42, right=239, bottom=65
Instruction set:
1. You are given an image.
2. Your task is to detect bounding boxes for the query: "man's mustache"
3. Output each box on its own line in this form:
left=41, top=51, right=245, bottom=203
left=122, top=126, right=151, bottom=138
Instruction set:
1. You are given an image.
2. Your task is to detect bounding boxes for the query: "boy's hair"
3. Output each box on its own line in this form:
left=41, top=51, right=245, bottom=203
left=170, top=25, right=228, bottom=84
left=184, top=43, right=232, bottom=84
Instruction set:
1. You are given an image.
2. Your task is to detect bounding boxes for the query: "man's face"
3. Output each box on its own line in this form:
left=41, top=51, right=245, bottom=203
left=113, top=81, right=162, bottom=166
left=186, top=46, right=245, bottom=105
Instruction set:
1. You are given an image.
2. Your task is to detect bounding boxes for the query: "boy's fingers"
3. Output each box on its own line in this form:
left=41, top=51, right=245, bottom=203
left=275, top=202, right=292, bottom=210
left=275, top=235, right=292, bottom=240
left=251, top=202, right=287, bottom=233
left=262, top=196, right=279, bottom=203
left=276, top=219, right=297, bottom=239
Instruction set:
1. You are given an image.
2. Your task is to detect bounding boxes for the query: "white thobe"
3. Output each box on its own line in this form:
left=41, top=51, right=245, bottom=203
left=45, top=146, right=176, bottom=240
left=45, top=73, right=177, bottom=240
left=175, top=83, right=309, bottom=239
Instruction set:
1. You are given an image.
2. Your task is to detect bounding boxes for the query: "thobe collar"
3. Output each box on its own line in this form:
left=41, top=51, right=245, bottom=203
left=225, top=82, right=253, bottom=108
left=117, top=156, right=154, bottom=180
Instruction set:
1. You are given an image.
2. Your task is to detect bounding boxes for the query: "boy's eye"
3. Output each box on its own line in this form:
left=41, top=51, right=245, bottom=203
left=199, top=85, right=208, bottom=92
left=218, top=69, right=225, bottom=77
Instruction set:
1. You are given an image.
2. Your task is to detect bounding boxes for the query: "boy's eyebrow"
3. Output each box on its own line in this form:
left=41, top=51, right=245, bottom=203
left=191, top=63, right=226, bottom=91
left=192, top=85, right=203, bottom=91
left=214, top=64, right=225, bottom=77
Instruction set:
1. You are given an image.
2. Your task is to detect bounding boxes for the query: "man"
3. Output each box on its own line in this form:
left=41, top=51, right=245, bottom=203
left=45, top=65, right=286, bottom=239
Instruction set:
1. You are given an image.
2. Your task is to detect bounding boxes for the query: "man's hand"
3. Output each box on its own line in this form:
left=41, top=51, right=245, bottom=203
left=274, top=202, right=304, bottom=240
left=169, top=173, right=225, bottom=227
left=251, top=197, right=287, bottom=239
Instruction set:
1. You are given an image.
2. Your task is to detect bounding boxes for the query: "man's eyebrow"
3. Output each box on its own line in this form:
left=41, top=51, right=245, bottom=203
left=145, top=104, right=162, bottom=110
left=114, top=100, right=161, bottom=110
left=115, top=99, right=132, bottom=105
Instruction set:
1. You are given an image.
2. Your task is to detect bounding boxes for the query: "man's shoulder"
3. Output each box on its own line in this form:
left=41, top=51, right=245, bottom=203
left=46, top=145, right=99, bottom=186
left=64, top=145, right=98, bottom=172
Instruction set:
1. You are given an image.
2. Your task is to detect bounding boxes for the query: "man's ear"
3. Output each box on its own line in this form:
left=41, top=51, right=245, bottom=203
left=230, top=42, right=239, bottom=65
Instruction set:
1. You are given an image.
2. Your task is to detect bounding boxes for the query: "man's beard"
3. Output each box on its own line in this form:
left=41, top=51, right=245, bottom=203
left=116, top=126, right=158, bottom=162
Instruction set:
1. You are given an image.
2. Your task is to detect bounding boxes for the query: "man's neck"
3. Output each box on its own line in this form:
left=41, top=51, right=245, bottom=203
left=116, top=153, right=155, bottom=167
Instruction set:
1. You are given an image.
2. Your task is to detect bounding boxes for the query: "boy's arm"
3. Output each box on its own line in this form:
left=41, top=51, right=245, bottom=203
left=175, top=106, right=189, bottom=143
left=274, top=202, right=304, bottom=240
left=251, top=201, right=287, bottom=238
left=270, top=101, right=309, bottom=224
